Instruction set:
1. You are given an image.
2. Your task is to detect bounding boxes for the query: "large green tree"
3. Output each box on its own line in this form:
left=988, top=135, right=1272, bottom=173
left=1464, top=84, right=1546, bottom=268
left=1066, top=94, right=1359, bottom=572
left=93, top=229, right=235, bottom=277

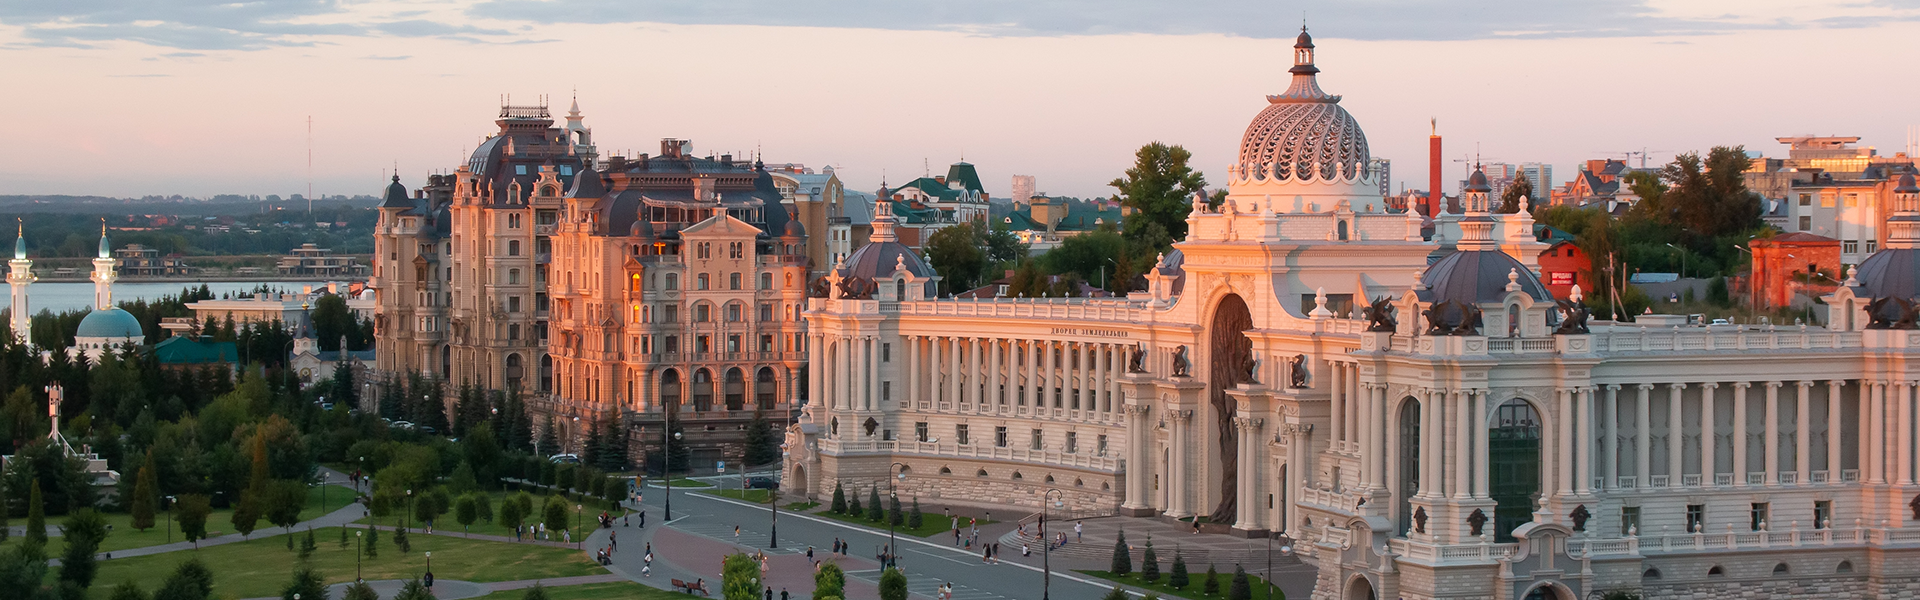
left=1498, top=171, right=1534, bottom=214
left=1111, top=142, right=1208, bottom=255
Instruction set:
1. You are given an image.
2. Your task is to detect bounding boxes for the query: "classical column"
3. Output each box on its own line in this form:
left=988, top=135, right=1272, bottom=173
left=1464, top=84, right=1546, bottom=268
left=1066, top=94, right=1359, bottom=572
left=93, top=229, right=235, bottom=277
left=1027, top=340, right=1041, bottom=407
left=1234, top=416, right=1262, bottom=531
left=1798, top=381, right=1814, bottom=485
left=1095, top=345, right=1109, bottom=412
left=1764, top=382, right=1781, bottom=485
left=1079, top=343, right=1094, bottom=411
left=1454, top=389, right=1472, bottom=499
left=1603, top=385, right=1620, bottom=490
left=1667, top=384, right=1685, bottom=488
left=1123, top=404, right=1153, bottom=511
left=985, top=338, right=1001, bottom=407
left=1364, top=384, right=1381, bottom=490
left=1348, top=365, right=1362, bottom=451
left=1168, top=409, right=1193, bottom=518
left=907, top=335, right=920, bottom=408
left=1734, top=383, right=1750, bottom=486
left=1828, top=380, right=1845, bottom=479
left=866, top=335, right=880, bottom=411
left=1424, top=389, right=1442, bottom=498
left=807, top=333, right=823, bottom=409
left=948, top=337, right=961, bottom=407
left=1331, top=363, right=1346, bottom=449
left=1473, top=390, right=1491, bottom=498
left=967, top=338, right=982, bottom=408
left=1559, top=388, right=1576, bottom=495
left=1700, top=383, right=1717, bottom=487
left=1901, top=381, right=1914, bottom=485
left=1577, top=387, right=1595, bottom=495
left=1636, top=384, right=1653, bottom=487
left=1869, top=381, right=1885, bottom=484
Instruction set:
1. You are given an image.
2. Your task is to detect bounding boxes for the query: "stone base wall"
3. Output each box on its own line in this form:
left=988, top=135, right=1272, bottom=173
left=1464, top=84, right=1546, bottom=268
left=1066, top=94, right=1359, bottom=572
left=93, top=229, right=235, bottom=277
left=1645, top=575, right=1869, bottom=600
left=816, top=454, right=1120, bottom=515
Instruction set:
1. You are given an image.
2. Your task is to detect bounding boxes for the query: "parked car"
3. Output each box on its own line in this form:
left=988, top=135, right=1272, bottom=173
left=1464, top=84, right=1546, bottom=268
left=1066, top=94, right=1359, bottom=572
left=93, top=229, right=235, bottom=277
left=746, top=476, right=779, bottom=490
left=550, top=453, right=581, bottom=464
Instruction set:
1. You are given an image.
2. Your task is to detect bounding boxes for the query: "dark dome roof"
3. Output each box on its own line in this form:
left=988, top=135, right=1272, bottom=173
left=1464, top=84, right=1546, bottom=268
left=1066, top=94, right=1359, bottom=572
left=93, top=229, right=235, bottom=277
left=629, top=212, right=655, bottom=238
left=1898, top=172, right=1918, bottom=194
left=1295, top=27, right=1314, bottom=48
left=834, top=241, right=934, bottom=281
left=782, top=218, right=806, bottom=238
left=1420, top=250, right=1550, bottom=305
left=1851, top=247, right=1920, bottom=300
left=379, top=175, right=410, bottom=208
left=1465, top=169, right=1491, bottom=193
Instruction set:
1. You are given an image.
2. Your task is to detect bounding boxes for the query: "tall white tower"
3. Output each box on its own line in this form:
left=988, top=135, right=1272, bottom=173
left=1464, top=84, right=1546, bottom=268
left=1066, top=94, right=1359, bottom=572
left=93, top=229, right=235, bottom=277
left=8, top=219, right=31, bottom=345
left=91, top=220, right=116, bottom=310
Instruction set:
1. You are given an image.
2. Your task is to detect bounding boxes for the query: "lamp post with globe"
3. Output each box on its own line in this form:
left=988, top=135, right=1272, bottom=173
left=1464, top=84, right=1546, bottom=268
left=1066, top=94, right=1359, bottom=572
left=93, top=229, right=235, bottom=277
left=1042, top=489, right=1065, bottom=600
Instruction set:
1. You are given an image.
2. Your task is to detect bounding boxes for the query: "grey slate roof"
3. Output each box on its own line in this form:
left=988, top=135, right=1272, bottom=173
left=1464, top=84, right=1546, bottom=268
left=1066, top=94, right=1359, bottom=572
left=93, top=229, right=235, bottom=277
left=1419, top=250, right=1550, bottom=305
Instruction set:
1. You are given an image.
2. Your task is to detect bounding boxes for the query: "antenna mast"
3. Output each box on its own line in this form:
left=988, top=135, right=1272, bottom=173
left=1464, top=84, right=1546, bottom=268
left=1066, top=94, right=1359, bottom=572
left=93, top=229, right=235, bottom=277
left=307, top=116, right=314, bottom=217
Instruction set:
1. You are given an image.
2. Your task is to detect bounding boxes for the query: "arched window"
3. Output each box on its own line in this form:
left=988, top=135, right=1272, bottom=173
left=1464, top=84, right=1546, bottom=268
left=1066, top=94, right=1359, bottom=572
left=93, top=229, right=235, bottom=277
left=1773, top=563, right=1790, bottom=575
left=1837, top=560, right=1854, bottom=573
left=1707, top=566, right=1724, bottom=577
left=785, top=273, right=794, bottom=288
left=540, top=354, right=553, bottom=392
left=1011, top=471, right=1023, bottom=480
left=760, top=272, right=772, bottom=290
left=975, top=469, right=988, bottom=478
left=756, top=367, right=777, bottom=409
left=660, top=369, right=682, bottom=410
left=508, top=269, right=521, bottom=285
left=508, top=240, right=522, bottom=256
left=691, top=369, right=714, bottom=412
left=724, top=367, right=745, bottom=411
left=666, top=273, right=680, bottom=290
left=505, top=353, right=524, bottom=389
left=939, top=466, right=952, bottom=475
left=1643, top=568, right=1662, bottom=580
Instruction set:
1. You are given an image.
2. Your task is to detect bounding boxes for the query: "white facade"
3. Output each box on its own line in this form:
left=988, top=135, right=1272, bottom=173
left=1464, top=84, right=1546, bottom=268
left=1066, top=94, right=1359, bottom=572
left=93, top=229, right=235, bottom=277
left=785, top=28, right=1920, bottom=600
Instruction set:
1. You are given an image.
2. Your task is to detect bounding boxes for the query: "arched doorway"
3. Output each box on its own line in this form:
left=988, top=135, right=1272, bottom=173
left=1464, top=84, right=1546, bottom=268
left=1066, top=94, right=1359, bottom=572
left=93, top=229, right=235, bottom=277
left=1345, top=574, right=1377, bottom=600
left=505, top=353, right=524, bottom=391
left=724, top=367, right=745, bottom=411
left=659, top=369, right=682, bottom=412
left=693, top=369, right=714, bottom=412
left=1397, top=397, right=1421, bottom=535
left=790, top=464, right=809, bottom=499
left=1207, top=294, right=1254, bottom=523
left=1491, top=399, right=1544, bottom=542
left=1522, top=583, right=1565, bottom=600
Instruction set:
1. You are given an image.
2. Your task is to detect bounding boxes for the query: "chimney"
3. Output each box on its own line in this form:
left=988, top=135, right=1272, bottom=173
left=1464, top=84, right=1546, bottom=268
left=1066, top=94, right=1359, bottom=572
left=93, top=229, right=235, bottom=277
left=935, top=176, right=946, bottom=185
left=1428, top=123, right=1442, bottom=219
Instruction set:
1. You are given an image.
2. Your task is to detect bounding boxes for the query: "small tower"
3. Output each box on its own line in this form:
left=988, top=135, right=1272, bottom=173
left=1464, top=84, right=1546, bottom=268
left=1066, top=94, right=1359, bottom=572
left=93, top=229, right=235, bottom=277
left=91, top=219, right=117, bottom=310
left=1456, top=166, right=1497, bottom=251
left=1888, top=172, right=1920, bottom=249
left=8, top=219, right=31, bottom=346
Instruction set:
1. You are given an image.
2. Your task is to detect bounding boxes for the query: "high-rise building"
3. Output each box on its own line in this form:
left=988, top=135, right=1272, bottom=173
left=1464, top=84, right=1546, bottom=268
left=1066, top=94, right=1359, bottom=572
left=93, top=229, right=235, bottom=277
left=1010, top=175, right=1036, bottom=206
left=1519, top=162, right=1553, bottom=201
left=1370, top=158, right=1391, bottom=198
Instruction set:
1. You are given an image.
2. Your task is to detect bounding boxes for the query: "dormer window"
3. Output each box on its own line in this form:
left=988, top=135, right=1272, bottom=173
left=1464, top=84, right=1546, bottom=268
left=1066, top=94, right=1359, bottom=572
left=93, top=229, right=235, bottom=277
left=515, top=165, right=528, bottom=175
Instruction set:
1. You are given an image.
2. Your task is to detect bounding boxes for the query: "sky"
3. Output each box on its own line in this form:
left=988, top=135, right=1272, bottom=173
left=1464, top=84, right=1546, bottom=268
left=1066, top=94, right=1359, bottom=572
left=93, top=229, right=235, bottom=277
left=2, top=0, right=1918, bottom=201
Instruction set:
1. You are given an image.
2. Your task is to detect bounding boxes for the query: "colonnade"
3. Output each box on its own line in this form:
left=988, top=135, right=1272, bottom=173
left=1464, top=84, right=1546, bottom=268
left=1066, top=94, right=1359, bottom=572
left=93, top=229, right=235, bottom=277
left=808, top=332, right=1135, bottom=420
left=625, top=365, right=800, bottom=413
left=1597, top=380, right=1854, bottom=490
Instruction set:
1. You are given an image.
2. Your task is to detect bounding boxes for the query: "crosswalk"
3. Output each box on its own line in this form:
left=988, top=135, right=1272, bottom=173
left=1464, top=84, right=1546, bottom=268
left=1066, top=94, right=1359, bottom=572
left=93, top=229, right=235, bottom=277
left=845, top=568, right=1007, bottom=600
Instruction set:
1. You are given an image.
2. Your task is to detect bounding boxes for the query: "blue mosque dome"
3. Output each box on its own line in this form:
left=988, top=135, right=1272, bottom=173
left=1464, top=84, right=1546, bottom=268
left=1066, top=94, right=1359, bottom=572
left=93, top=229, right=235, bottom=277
left=77, top=307, right=143, bottom=340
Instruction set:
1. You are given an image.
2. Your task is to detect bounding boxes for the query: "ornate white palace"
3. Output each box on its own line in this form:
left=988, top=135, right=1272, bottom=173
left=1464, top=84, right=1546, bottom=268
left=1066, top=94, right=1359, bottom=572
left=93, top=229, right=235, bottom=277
left=785, top=27, right=1920, bottom=600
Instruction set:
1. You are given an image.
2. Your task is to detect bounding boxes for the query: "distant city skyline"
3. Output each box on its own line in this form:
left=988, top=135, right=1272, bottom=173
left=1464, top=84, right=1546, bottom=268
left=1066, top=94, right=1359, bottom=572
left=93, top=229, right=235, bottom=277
left=3, top=0, right=1917, bottom=200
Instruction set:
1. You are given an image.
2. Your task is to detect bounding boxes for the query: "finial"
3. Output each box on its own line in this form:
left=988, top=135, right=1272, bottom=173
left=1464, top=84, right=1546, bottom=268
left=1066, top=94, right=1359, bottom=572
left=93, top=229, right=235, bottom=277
left=1506, top=268, right=1521, bottom=292
left=1570, top=284, right=1583, bottom=303
left=1411, top=268, right=1426, bottom=291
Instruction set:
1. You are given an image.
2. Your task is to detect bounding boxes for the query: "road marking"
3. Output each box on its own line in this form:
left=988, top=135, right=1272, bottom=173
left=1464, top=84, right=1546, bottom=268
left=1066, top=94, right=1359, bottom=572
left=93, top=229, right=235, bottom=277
left=905, top=547, right=985, bottom=567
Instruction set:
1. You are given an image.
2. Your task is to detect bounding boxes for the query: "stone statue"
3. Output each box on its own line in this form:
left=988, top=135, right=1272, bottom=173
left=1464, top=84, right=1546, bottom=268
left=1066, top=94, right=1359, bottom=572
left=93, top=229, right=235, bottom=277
left=1452, top=304, right=1483, bottom=336
left=1867, top=296, right=1920, bottom=330
left=1570, top=504, right=1591, bottom=532
left=837, top=276, right=875, bottom=300
left=1240, top=353, right=1261, bottom=385
left=1553, top=299, right=1591, bottom=334
left=1364, top=296, right=1398, bottom=332
left=1910, top=494, right=1920, bottom=521
left=1171, top=345, right=1191, bottom=378
left=807, top=277, right=832, bottom=298
left=1127, top=344, right=1148, bottom=373
left=1288, top=354, right=1309, bottom=389
left=1467, top=508, right=1488, bottom=537
left=1423, top=300, right=1483, bottom=336
left=1413, top=506, right=1428, bottom=534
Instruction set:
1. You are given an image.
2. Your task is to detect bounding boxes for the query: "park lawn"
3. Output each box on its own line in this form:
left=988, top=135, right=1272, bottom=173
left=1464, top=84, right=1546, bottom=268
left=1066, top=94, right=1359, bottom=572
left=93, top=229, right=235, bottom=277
left=1078, top=569, right=1283, bottom=600
left=352, top=489, right=613, bottom=542
left=810, top=508, right=992, bottom=539
left=469, top=581, right=686, bottom=600
left=659, top=478, right=712, bottom=488
left=1, top=484, right=356, bottom=556
left=87, top=526, right=604, bottom=600
left=701, top=489, right=772, bottom=503
left=783, top=501, right=819, bottom=511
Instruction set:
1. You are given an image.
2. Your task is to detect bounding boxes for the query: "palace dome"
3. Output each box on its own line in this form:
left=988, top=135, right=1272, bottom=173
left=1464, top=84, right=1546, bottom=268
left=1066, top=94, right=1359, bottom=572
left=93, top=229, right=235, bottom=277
left=1421, top=250, right=1550, bottom=305
left=1235, top=27, right=1370, bottom=184
left=1854, top=172, right=1920, bottom=300
left=77, top=307, right=143, bottom=340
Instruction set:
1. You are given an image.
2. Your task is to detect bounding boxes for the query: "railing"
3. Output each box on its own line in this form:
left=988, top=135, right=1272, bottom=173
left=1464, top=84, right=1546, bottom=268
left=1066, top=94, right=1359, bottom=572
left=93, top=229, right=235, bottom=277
left=1616, top=476, right=1637, bottom=489
left=1596, top=327, right=1862, bottom=353
left=890, top=297, right=1150, bottom=322
left=1748, top=472, right=1766, bottom=485
left=1714, top=473, right=1734, bottom=486
left=817, top=439, right=1121, bottom=471
left=1811, top=470, right=1830, bottom=484
left=1779, top=472, right=1799, bottom=484
left=1650, top=475, right=1669, bottom=487
left=1682, top=474, right=1702, bottom=486
left=534, top=223, right=557, bottom=236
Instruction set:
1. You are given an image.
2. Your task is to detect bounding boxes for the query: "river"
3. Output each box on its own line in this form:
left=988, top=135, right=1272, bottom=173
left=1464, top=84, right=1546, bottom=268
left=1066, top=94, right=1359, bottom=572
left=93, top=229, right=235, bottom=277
left=23, top=281, right=332, bottom=314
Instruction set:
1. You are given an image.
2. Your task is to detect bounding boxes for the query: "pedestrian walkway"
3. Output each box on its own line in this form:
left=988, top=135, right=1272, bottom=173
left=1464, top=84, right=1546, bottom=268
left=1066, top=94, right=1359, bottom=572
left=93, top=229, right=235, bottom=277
left=237, top=574, right=629, bottom=600
left=845, top=568, right=1004, bottom=600
left=996, top=515, right=1304, bottom=569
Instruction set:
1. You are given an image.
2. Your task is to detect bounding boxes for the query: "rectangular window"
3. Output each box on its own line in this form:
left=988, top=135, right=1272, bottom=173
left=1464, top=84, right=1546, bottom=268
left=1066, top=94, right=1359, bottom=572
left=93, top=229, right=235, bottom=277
left=882, top=343, right=892, bottom=362
left=1097, top=435, right=1109, bottom=455
left=1686, top=504, right=1706, bottom=533
left=956, top=425, right=969, bottom=445
left=664, top=335, right=679, bottom=353
left=760, top=272, right=772, bottom=290
left=760, top=334, right=773, bottom=352
left=559, top=165, right=573, bottom=176
left=1799, top=193, right=1812, bottom=206
left=727, top=334, right=740, bottom=353
left=1620, top=506, right=1641, bottom=536
left=882, top=381, right=892, bottom=401
left=1751, top=502, right=1770, bottom=531
left=664, top=305, right=679, bottom=323
left=915, top=422, right=929, bottom=443
left=1066, top=432, right=1078, bottom=454
left=1799, top=216, right=1812, bottom=231
left=1821, top=193, right=1835, bottom=208
left=727, top=304, right=741, bottom=322
left=1868, top=240, right=1878, bottom=253
left=1814, top=500, right=1832, bottom=529
left=1030, top=429, right=1043, bottom=450
left=515, top=165, right=528, bottom=175
left=696, top=335, right=711, bottom=354
left=1846, top=193, right=1859, bottom=208
left=995, top=426, right=1008, bottom=448
left=508, top=296, right=521, bottom=313
left=1844, top=240, right=1859, bottom=254
left=730, top=273, right=742, bottom=290
left=695, top=304, right=710, bottom=322
left=759, top=303, right=773, bottom=322
left=697, top=274, right=710, bottom=290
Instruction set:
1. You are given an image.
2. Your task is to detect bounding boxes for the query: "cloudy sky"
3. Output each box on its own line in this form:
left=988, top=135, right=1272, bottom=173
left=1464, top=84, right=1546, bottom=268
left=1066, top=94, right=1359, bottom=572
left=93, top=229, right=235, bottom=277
left=3, top=0, right=1917, bottom=200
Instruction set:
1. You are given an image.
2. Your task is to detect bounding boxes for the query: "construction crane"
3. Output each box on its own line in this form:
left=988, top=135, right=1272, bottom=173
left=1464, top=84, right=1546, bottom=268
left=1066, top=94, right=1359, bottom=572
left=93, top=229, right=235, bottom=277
left=1591, top=148, right=1667, bottom=169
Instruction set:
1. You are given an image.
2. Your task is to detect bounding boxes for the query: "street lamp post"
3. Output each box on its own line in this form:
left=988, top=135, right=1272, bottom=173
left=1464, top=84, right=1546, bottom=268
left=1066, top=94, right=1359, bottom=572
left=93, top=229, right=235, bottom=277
left=356, top=530, right=364, bottom=582
left=771, top=444, right=789, bottom=550
left=425, top=551, right=433, bottom=588
left=1267, top=537, right=1293, bottom=600
left=664, top=423, right=682, bottom=521
left=1042, top=489, right=1065, bottom=600
left=888, top=462, right=907, bottom=568
left=405, top=489, right=413, bottom=531
left=165, top=495, right=176, bottom=543
left=575, top=504, right=583, bottom=549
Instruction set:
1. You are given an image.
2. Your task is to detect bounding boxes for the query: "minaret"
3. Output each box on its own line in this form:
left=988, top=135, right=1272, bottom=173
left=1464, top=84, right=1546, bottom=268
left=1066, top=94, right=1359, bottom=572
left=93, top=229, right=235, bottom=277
left=870, top=196, right=899, bottom=243
left=8, top=219, right=31, bottom=345
left=91, top=220, right=116, bottom=310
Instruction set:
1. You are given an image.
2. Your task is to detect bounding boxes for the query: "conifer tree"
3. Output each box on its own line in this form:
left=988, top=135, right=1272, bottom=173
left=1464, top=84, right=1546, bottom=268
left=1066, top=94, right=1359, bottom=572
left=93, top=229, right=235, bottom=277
left=365, top=526, right=379, bottom=559
left=908, top=498, right=923, bottom=529
left=1169, top=550, right=1189, bottom=590
left=1229, top=565, right=1251, bottom=600
left=888, top=492, right=903, bottom=526
left=866, top=487, right=884, bottom=522
left=1141, top=539, right=1160, bottom=582
left=830, top=482, right=847, bottom=514
left=130, top=450, right=158, bottom=531
left=1203, top=565, right=1220, bottom=596
left=26, top=479, right=46, bottom=548
left=1109, top=530, right=1131, bottom=576
left=847, top=487, right=862, bottom=517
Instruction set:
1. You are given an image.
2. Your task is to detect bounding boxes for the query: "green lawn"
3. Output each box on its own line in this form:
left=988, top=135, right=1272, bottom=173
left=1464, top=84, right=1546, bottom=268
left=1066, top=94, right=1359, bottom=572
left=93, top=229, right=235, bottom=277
left=810, top=508, right=993, bottom=538
left=88, top=527, right=605, bottom=600
left=701, top=489, right=773, bottom=503
left=2, top=484, right=355, bottom=556
left=353, top=490, right=612, bottom=542
left=782, top=501, right=819, bottom=511
left=469, top=581, right=685, bottom=600
left=657, top=478, right=712, bottom=488
left=1078, top=569, right=1283, bottom=600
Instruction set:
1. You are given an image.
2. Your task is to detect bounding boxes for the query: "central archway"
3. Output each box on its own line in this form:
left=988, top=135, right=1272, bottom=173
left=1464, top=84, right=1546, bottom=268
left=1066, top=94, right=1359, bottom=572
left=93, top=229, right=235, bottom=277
left=1207, top=294, right=1254, bottom=523
left=1491, top=399, right=1543, bottom=542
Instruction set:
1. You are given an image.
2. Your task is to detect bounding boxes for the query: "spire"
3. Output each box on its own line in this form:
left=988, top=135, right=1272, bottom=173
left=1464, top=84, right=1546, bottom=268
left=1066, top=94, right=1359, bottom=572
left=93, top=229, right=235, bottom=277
left=568, top=89, right=581, bottom=118
left=97, top=218, right=109, bottom=258
left=1269, top=24, right=1335, bottom=103
left=13, top=219, right=22, bottom=261
left=870, top=197, right=898, bottom=243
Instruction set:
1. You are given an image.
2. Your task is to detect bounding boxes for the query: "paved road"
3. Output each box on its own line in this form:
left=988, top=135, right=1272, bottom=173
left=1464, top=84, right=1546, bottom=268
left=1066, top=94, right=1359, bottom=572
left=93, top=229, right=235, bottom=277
left=609, top=477, right=1138, bottom=600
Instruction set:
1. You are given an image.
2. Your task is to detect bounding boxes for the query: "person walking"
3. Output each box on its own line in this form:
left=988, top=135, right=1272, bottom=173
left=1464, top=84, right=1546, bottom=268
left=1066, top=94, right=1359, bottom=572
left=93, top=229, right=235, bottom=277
left=807, top=546, right=815, bottom=561
left=1075, top=521, right=1083, bottom=542
left=993, top=542, right=1001, bottom=564
left=735, top=525, right=742, bottom=541
left=640, top=510, right=647, bottom=528
left=609, top=530, right=617, bottom=552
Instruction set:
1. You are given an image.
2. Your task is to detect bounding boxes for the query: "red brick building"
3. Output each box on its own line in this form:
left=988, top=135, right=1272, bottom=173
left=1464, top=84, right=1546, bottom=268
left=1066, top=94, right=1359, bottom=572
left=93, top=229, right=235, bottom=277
left=1536, top=240, right=1592, bottom=300
left=1749, top=232, right=1842, bottom=309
